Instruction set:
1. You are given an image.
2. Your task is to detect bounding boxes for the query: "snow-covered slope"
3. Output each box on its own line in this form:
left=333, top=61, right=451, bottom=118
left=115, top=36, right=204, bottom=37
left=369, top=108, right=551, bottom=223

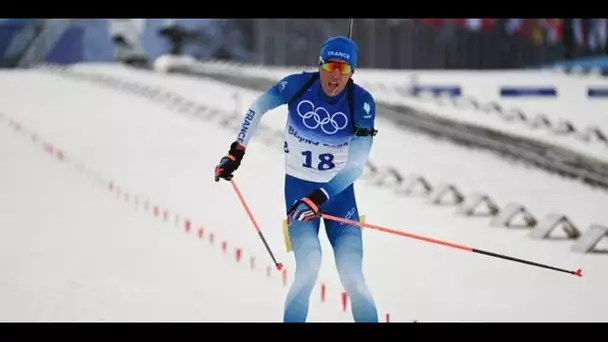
left=0, top=113, right=292, bottom=322
left=0, top=64, right=606, bottom=322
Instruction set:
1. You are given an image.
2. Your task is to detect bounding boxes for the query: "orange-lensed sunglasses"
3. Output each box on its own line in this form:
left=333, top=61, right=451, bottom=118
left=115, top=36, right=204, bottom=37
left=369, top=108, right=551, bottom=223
left=321, top=61, right=352, bottom=74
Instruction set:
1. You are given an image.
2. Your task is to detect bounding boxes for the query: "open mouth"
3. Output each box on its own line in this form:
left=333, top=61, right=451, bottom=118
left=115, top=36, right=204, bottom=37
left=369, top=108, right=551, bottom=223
left=328, top=81, right=339, bottom=95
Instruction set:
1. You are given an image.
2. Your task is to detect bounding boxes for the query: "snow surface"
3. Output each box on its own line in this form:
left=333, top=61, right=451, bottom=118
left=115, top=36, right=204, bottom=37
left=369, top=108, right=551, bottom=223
left=0, top=64, right=607, bottom=322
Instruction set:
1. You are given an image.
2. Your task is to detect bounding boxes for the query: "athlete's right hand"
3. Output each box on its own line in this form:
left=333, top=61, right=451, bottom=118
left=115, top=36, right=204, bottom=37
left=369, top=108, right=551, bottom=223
left=214, top=141, right=246, bottom=182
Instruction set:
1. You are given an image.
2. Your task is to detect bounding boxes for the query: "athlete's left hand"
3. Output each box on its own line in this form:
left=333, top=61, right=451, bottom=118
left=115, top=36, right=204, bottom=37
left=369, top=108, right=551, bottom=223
left=287, top=189, right=329, bottom=225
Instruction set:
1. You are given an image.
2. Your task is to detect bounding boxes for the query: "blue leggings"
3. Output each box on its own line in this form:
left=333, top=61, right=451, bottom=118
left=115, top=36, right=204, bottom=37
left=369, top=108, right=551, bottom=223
left=283, top=174, right=378, bottom=322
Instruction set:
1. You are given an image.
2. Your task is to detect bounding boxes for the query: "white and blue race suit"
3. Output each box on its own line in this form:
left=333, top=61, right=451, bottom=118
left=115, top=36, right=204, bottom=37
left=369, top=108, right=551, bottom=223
left=234, top=71, right=378, bottom=322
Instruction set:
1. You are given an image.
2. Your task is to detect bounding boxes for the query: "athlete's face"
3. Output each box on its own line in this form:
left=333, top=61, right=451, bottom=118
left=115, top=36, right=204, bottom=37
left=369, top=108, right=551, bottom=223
left=319, top=59, right=352, bottom=97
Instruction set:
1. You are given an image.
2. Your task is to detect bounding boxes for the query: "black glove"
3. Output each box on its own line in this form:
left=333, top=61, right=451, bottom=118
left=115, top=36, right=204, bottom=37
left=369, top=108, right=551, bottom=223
left=214, top=141, right=246, bottom=182
left=286, top=188, right=329, bottom=224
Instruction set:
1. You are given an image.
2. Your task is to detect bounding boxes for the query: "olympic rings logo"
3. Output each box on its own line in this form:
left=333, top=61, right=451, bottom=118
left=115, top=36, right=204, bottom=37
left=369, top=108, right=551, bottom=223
left=296, top=100, right=348, bottom=135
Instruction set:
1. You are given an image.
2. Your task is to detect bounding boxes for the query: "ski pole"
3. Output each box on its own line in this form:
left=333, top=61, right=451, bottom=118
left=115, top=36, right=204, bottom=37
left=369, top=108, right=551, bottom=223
left=321, top=213, right=582, bottom=277
left=230, top=179, right=283, bottom=271
left=347, top=18, right=354, bottom=38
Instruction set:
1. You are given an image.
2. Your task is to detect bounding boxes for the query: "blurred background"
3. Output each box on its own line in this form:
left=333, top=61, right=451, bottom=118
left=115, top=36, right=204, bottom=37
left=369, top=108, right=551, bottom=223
left=1, top=18, right=607, bottom=73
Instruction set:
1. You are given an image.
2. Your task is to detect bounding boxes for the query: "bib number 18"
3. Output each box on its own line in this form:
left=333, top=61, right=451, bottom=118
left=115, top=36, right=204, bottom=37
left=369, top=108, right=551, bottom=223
left=302, top=150, right=335, bottom=171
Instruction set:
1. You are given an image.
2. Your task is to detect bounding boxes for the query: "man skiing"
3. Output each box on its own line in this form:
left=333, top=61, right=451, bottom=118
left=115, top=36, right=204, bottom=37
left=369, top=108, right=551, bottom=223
left=214, top=36, right=379, bottom=323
